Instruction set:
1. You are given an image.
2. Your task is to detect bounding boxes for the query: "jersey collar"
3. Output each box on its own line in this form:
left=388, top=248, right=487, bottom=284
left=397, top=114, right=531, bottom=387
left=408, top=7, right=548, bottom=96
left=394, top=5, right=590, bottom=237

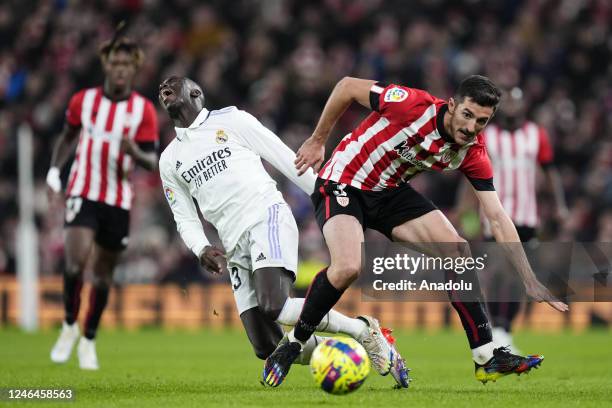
left=436, top=104, right=455, bottom=144
left=174, top=108, right=210, bottom=141
left=189, top=107, right=210, bottom=129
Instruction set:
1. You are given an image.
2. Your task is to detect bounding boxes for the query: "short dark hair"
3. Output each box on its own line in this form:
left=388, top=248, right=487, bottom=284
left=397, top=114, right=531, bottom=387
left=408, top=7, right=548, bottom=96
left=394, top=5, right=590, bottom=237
left=455, top=75, right=501, bottom=109
left=98, top=37, right=144, bottom=67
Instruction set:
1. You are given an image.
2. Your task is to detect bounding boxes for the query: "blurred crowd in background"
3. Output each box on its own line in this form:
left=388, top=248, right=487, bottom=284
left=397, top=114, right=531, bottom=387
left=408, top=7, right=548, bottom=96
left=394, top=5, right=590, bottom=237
left=0, top=0, right=610, bottom=288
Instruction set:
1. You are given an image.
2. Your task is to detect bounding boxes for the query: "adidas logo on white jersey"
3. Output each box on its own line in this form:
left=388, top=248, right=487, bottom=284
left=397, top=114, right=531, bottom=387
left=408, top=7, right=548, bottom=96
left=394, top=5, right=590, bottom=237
left=176, top=161, right=182, bottom=171
left=256, top=253, right=266, bottom=262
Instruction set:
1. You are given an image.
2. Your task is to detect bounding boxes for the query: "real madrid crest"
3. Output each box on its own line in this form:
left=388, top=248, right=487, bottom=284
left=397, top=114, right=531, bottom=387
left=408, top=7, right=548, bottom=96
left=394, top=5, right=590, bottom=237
left=216, top=129, right=228, bottom=144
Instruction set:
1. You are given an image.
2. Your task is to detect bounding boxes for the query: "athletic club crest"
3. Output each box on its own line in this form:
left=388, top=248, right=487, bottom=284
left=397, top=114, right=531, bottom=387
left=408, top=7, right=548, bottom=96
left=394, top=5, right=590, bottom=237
left=333, top=184, right=350, bottom=207
left=440, top=150, right=456, bottom=163
left=337, top=196, right=350, bottom=207
left=216, top=129, right=228, bottom=144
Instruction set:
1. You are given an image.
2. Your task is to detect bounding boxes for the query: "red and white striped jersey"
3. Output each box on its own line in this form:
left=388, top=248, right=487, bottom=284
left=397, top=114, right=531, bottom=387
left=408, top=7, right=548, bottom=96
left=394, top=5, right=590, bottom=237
left=64, top=87, right=159, bottom=210
left=483, top=122, right=553, bottom=228
left=319, top=83, right=494, bottom=191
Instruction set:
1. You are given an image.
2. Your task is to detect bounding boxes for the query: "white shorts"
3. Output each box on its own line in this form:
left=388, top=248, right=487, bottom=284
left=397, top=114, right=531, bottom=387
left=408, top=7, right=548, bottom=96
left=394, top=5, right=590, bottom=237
left=226, top=203, right=299, bottom=315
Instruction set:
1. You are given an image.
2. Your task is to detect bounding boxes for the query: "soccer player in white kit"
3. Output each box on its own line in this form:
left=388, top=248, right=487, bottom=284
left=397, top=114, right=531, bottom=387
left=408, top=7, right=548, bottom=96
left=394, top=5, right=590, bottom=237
left=157, top=76, right=409, bottom=386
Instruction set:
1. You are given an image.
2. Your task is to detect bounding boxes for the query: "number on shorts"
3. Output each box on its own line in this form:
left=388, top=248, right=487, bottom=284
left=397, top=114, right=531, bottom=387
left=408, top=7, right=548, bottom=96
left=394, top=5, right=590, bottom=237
left=65, top=197, right=83, bottom=223
left=230, top=267, right=242, bottom=291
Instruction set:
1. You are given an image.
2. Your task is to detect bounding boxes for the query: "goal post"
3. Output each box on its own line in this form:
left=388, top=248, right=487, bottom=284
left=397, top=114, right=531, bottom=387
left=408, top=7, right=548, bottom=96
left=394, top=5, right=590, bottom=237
left=17, top=123, right=39, bottom=332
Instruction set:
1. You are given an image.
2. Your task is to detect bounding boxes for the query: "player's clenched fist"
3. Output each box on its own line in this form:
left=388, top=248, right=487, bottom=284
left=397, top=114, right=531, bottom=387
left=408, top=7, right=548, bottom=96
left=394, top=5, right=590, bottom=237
left=199, top=245, right=226, bottom=275
left=295, top=136, right=325, bottom=176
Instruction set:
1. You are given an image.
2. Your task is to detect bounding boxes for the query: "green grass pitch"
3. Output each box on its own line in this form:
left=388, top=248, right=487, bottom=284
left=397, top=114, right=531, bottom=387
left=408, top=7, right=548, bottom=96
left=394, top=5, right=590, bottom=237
left=1, top=328, right=611, bottom=407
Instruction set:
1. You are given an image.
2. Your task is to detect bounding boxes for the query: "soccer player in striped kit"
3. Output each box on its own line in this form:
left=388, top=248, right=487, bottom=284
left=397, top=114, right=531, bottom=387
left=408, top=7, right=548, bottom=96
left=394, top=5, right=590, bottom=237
left=47, top=37, right=159, bottom=370
left=471, top=87, right=568, bottom=352
left=264, top=75, right=568, bottom=387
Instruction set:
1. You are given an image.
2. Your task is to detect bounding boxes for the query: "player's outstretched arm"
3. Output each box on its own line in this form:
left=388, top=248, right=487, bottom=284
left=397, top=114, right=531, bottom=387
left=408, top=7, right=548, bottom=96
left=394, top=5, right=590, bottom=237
left=544, top=166, right=569, bottom=220
left=46, top=123, right=81, bottom=199
left=120, top=138, right=158, bottom=171
left=236, top=111, right=317, bottom=195
left=159, top=157, right=211, bottom=261
left=474, top=189, right=569, bottom=312
left=295, top=77, right=376, bottom=176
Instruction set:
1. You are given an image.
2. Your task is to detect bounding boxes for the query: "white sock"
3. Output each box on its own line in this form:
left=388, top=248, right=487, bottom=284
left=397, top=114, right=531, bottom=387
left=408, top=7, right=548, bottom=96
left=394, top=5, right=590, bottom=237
left=472, top=341, right=495, bottom=365
left=294, top=335, right=326, bottom=365
left=277, top=298, right=367, bottom=339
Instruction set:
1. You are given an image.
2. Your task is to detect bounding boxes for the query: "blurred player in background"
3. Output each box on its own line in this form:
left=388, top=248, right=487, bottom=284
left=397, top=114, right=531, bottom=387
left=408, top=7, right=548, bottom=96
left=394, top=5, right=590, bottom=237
left=157, top=76, right=409, bottom=387
left=46, top=35, right=159, bottom=370
left=455, top=87, right=568, bottom=352
left=264, top=75, right=568, bottom=387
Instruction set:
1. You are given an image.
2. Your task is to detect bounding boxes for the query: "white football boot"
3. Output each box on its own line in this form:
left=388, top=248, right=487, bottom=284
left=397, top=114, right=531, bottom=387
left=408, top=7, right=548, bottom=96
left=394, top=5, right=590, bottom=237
left=356, top=315, right=411, bottom=388
left=50, top=321, right=80, bottom=363
left=77, top=337, right=99, bottom=370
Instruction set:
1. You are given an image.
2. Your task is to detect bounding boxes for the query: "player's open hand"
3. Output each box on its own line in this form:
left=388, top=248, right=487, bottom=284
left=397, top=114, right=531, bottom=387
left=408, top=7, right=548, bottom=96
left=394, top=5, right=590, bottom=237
left=295, top=136, right=325, bottom=176
left=525, top=280, right=569, bottom=312
left=199, top=245, right=226, bottom=275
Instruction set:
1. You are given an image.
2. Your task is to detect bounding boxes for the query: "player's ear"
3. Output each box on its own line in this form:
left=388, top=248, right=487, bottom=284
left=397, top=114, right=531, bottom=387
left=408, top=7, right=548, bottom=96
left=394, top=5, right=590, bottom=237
left=448, top=97, right=456, bottom=114
left=190, top=88, right=201, bottom=98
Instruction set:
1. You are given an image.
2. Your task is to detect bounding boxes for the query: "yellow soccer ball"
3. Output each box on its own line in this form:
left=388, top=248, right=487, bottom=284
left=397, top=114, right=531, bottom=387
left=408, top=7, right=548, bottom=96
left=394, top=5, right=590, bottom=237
left=310, top=337, right=371, bottom=395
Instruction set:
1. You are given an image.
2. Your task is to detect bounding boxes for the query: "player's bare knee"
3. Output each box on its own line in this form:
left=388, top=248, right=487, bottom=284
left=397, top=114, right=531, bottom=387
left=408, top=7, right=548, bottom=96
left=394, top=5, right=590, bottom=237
left=92, top=273, right=112, bottom=288
left=439, top=235, right=470, bottom=259
left=329, top=262, right=361, bottom=287
left=257, top=295, right=286, bottom=321
left=451, top=236, right=471, bottom=258
left=64, top=261, right=85, bottom=278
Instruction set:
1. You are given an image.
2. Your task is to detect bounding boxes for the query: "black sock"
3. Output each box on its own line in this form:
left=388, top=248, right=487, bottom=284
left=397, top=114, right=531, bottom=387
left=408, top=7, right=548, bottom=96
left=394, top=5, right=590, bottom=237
left=450, top=300, right=493, bottom=348
left=446, top=270, right=492, bottom=349
left=84, top=284, right=110, bottom=339
left=63, top=272, right=83, bottom=325
left=488, top=301, right=521, bottom=332
left=294, top=268, right=344, bottom=343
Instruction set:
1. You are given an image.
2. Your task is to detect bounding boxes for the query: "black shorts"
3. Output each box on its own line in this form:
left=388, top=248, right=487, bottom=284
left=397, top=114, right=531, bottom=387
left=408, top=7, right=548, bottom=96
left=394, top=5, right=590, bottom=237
left=64, top=196, right=130, bottom=251
left=311, top=178, right=438, bottom=239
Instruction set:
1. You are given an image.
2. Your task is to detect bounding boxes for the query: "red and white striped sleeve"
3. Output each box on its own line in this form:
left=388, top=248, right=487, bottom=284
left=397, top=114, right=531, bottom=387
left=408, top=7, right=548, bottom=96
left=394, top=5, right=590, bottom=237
left=369, top=83, right=420, bottom=123
left=536, top=126, right=554, bottom=167
left=134, top=99, right=159, bottom=144
left=460, top=140, right=495, bottom=191
left=65, top=89, right=86, bottom=127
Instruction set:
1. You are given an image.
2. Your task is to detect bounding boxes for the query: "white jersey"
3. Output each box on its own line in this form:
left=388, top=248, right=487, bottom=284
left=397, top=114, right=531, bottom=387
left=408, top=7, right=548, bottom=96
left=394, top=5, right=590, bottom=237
left=159, top=106, right=316, bottom=256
